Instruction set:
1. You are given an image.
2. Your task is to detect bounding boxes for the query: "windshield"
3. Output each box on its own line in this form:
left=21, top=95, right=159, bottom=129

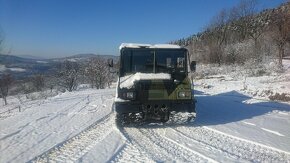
left=120, top=48, right=187, bottom=76
left=121, top=49, right=154, bottom=76
left=155, top=49, right=186, bottom=73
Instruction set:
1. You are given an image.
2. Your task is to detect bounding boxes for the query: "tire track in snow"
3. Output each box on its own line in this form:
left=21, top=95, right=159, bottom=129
left=31, top=113, right=115, bottom=162
left=1, top=90, right=116, bottom=163
left=164, top=127, right=239, bottom=162
left=121, top=127, right=180, bottom=162
left=260, top=127, right=285, bottom=137
left=110, top=143, right=154, bottom=163
left=139, top=127, right=218, bottom=163
left=174, top=126, right=290, bottom=162
left=122, top=126, right=216, bottom=162
left=1, top=95, right=91, bottom=155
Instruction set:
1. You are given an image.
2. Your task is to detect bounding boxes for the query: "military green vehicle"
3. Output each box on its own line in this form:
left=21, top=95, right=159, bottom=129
left=108, top=43, right=196, bottom=125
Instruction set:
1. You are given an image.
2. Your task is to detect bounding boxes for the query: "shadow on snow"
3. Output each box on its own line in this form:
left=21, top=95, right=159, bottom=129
left=123, top=90, right=290, bottom=129
left=194, top=90, right=290, bottom=126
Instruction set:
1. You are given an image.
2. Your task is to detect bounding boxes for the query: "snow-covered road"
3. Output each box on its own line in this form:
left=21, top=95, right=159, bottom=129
left=1, top=81, right=290, bottom=162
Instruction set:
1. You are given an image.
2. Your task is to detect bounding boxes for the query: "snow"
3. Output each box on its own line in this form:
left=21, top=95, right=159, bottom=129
left=0, top=60, right=290, bottom=162
left=119, top=43, right=182, bottom=50
left=0, top=64, right=6, bottom=71
left=119, top=72, right=171, bottom=89
left=0, top=65, right=26, bottom=72
left=119, top=43, right=152, bottom=49
left=0, top=89, right=115, bottom=162
left=8, top=67, right=26, bottom=72
left=152, top=44, right=182, bottom=49
left=36, top=61, right=48, bottom=64
left=67, top=58, right=77, bottom=62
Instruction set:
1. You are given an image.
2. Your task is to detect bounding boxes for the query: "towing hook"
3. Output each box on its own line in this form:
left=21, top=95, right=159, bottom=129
left=161, top=104, right=167, bottom=112
left=154, top=104, right=159, bottom=115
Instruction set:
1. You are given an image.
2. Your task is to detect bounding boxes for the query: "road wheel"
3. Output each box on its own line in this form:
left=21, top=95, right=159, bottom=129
left=161, top=111, right=169, bottom=123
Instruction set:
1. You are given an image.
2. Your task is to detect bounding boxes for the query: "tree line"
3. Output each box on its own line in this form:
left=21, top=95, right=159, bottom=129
left=171, top=0, right=290, bottom=68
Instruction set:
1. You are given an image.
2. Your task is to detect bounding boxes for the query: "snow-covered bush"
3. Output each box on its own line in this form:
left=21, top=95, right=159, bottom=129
left=223, top=40, right=255, bottom=64
left=25, top=90, right=59, bottom=101
left=269, top=93, right=290, bottom=102
left=194, top=57, right=286, bottom=80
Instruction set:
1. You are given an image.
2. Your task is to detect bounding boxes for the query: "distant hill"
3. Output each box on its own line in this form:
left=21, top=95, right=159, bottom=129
left=15, top=55, right=47, bottom=60
left=0, top=54, right=39, bottom=65
left=68, top=53, right=98, bottom=59
left=0, top=54, right=57, bottom=78
left=50, top=53, right=119, bottom=63
left=67, top=53, right=118, bottom=60
left=0, top=53, right=119, bottom=79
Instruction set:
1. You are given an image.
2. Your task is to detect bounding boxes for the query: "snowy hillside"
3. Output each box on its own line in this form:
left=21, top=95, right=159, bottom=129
left=1, top=63, right=290, bottom=162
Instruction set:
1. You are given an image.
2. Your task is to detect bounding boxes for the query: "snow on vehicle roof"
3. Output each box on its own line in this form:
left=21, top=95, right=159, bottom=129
left=119, top=43, right=182, bottom=50
left=119, top=43, right=152, bottom=49
left=152, top=44, right=182, bottom=49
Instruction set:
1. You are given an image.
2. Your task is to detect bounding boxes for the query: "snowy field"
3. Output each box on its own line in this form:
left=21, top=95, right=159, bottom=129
left=1, top=61, right=290, bottom=162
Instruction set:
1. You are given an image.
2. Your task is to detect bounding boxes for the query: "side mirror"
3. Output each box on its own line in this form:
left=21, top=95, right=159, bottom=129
left=190, top=61, right=196, bottom=72
left=107, top=58, right=113, bottom=67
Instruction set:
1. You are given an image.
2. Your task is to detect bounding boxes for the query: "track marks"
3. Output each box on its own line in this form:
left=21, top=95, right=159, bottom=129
left=261, top=127, right=285, bottom=137
left=122, top=127, right=216, bottom=162
left=174, top=126, right=290, bottom=162
left=32, top=114, right=114, bottom=162
left=111, top=143, right=154, bottom=163
left=122, top=127, right=179, bottom=162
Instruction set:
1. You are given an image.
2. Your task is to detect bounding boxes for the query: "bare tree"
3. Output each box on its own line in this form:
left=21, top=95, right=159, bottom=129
left=19, top=82, right=34, bottom=99
left=85, top=57, right=110, bottom=89
left=0, top=27, right=4, bottom=53
left=85, top=59, right=97, bottom=88
left=0, top=36, right=3, bottom=53
left=45, top=75, right=57, bottom=92
left=247, top=13, right=270, bottom=62
left=0, top=29, right=13, bottom=105
left=204, top=8, right=231, bottom=65
left=94, top=59, right=108, bottom=89
left=232, top=0, right=258, bottom=41
left=271, top=3, right=290, bottom=67
left=31, top=74, right=45, bottom=91
left=0, top=74, right=13, bottom=105
left=57, top=60, right=80, bottom=92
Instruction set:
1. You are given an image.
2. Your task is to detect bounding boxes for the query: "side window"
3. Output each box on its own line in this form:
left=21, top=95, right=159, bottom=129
left=166, top=58, right=172, bottom=68
left=122, top=51, right=131, bottom=75
left=177, top=57, right=185, bottom=68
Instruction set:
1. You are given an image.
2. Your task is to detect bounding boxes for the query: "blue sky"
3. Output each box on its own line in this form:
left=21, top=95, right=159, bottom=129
left=0, top=0, right=285, bottom=58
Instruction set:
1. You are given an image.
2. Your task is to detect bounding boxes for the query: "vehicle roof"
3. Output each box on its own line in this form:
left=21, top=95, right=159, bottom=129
left=119, top=43, right=183, bottom=50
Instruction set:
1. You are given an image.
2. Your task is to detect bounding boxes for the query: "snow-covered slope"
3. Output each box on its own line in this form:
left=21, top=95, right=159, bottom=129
left=1, top=64, right=290, bottom=162
left=0, top=89, right=116, bottom=162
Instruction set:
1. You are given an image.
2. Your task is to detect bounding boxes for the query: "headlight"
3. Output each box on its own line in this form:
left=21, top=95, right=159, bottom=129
left=121, top=91, right=135, bottom=100
left=126, top=92, right=134, bottom=99
left=178, top=91, right=191, bottom=98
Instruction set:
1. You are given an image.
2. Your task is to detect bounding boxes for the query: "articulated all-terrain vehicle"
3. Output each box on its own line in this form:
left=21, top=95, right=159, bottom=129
left=108, top=43, right=196, bottom=125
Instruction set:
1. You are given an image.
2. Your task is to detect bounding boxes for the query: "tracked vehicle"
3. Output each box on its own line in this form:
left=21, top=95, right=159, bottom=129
left=108, top=43, right=196, bottom=125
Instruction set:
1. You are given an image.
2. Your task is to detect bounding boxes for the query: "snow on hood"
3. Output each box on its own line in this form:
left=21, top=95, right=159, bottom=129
left=119, top=73, right=171, bottom=89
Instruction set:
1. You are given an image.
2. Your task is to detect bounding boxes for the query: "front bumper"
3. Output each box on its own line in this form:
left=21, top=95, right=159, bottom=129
left=114, top=100, right=195, bottom=114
